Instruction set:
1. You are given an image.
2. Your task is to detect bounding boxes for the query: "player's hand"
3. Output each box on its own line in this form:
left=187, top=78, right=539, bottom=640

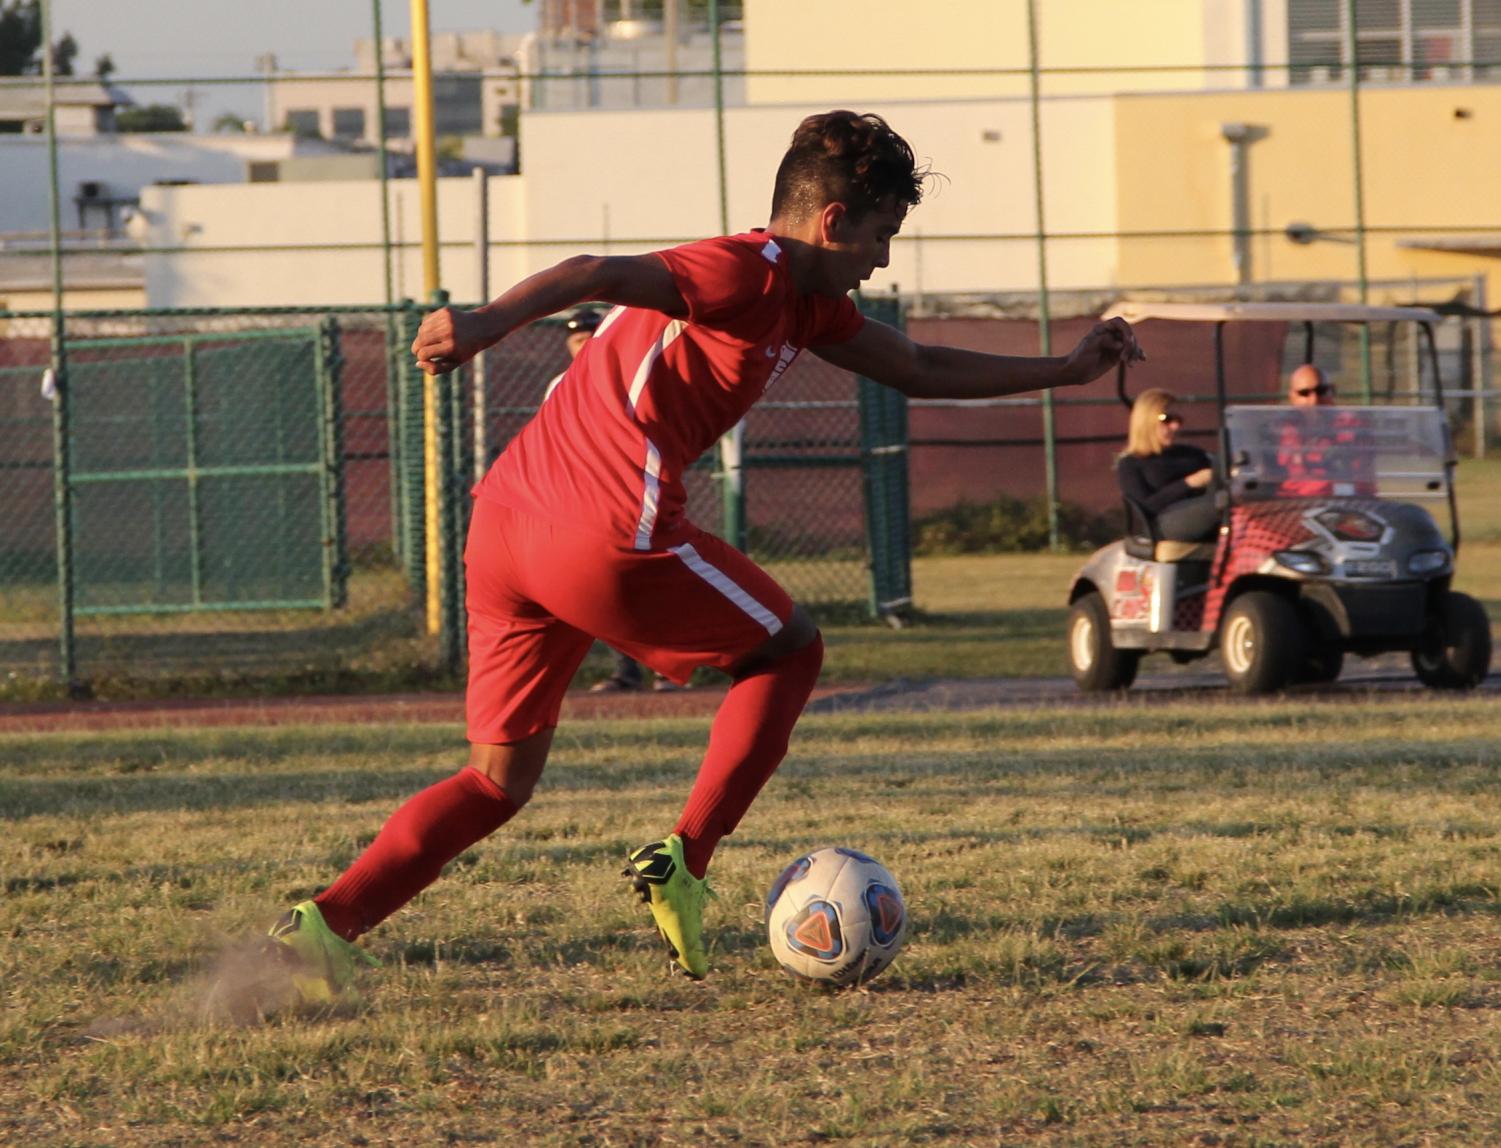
left=1062, top=318, right=1145, bottom=386
left=411, top=306, right=488, bottom=375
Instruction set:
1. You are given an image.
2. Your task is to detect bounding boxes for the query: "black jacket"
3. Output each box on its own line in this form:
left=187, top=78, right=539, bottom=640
left=1117, top=444, right=1213, bottom=514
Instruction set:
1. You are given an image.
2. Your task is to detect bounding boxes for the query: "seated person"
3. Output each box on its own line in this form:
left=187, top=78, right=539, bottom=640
left=1276, top=365, right=1374, bottom=496
left=1116, top=388, right=1218, bottom=542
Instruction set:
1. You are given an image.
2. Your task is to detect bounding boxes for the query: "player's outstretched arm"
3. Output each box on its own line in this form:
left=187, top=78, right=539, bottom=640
left=411, top=253, right=688, bottom=375
left=812, top=316, right=1143, bottom=400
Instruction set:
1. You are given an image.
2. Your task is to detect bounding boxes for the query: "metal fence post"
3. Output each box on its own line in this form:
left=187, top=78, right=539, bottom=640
left=1027, top=0, right=1061, bottom=551
left=1473, top=274, right=1491, bottom=459
left=1345, top=0, right=1374, bottom=400
left=397, top=301, right=427, bottom=599
left=708, top=0, right=746, bottom=552
left=42, top=0, right=74, bottom=683
left=48, top=329, right=74, bottom=684
left=438, top=364, right=467, bottom=677
left=184, top=336, right=204, bottom=606
left=319, top=316, right=349, bottom=608
left=857, top=294, right=912, bottom=621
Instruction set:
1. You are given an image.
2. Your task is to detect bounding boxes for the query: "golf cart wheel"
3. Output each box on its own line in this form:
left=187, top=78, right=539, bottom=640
left=1068, top=591, right=1140, bottom=692
left=1412, top=590, right=1492, bottom=690
left=1298, top=645, right=1344, bottom=684
left=1220, top=590, right=1305, bottom=695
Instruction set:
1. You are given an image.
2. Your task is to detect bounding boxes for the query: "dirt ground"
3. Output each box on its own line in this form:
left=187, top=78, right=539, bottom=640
left=3, top=661, right=1492, bottom=735
left=0, top=682, right=856, bottom=734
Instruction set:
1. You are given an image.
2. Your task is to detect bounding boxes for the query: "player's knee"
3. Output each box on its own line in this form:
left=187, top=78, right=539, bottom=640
left=467, top=732, right=552, bottom=807
left=734, top=605, right=820, bottom=678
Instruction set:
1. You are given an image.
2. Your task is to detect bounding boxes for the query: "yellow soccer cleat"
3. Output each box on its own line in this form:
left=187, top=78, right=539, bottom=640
left=266, top=900, right=380, bottom=1004
left=624, top=835, right=712, bottom=979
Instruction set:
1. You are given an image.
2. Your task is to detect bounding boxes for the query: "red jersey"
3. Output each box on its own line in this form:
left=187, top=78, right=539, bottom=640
left=475, top=231, right=865, bottom=549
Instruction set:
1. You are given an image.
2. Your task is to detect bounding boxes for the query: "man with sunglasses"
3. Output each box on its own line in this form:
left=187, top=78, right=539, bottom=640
left=1277, top=364, right=1371, bottom=496
left=1287, top=363, right=1334, bottom=408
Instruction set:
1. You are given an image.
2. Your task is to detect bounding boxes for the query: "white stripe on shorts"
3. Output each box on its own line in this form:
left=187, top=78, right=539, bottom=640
left=633, top=438, right=663, bottom=550
left=668, top=542, right=783, bottom=636
left=626, top=318, right=686, bottom=418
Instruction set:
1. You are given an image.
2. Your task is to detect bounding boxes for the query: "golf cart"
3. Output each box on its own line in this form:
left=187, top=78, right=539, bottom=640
left=1067, top=302, right=1492, bottom=695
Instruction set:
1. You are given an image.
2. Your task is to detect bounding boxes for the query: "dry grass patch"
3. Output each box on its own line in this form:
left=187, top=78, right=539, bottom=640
left=5, top=695, right=1501, bottom=1145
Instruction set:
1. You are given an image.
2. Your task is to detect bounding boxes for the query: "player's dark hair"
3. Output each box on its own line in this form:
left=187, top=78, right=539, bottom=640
left=770, top=110, right=927, bottom=224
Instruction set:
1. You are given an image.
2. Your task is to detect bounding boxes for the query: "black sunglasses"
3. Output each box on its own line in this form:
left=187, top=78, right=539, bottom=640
left=1295, top=384, right=1333, bottom=398
left=1157, top=412, right=1183, bottom=426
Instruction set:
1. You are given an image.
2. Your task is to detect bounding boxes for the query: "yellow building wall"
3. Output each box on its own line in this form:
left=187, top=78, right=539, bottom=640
left=743, top=0, right=1247, bottom=105
left=1113, top=84, right=1501, bottom=304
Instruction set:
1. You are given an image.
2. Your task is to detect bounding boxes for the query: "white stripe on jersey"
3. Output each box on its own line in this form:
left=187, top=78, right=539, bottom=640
left=668, top=542, right=784, bottom=636
left=593, top=304, right=626, bottom=337
left=627, top=318, right=686, bottom=418
left=634, top=438, right=664, bottom=551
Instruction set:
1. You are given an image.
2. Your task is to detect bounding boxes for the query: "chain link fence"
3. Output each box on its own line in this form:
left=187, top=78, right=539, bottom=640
left=0, top=296, right=914, bottom=691
left=1, top=306, right=419, bottom=690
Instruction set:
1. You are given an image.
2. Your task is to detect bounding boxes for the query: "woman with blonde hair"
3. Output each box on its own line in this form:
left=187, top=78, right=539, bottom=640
left=1117, top=388, right=1218, bottom=541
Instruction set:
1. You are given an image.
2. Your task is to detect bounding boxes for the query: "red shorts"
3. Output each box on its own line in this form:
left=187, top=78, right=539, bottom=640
left=463, top=497, right=794, bottom=744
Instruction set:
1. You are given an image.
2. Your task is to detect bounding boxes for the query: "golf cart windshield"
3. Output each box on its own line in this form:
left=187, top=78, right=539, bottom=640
left=1225, top=405, right=1453, bottom=504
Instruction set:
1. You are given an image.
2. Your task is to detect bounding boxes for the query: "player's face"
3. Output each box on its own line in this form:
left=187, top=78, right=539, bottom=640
left=823, top=200, right=906, bottom=296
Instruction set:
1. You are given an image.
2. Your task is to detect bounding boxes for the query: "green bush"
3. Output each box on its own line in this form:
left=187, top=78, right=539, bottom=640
left=912, top=495, right=1118, bottom=555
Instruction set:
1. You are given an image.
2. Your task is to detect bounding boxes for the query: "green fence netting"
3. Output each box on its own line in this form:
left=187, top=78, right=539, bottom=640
left=0, top=297, right=914, bottom=690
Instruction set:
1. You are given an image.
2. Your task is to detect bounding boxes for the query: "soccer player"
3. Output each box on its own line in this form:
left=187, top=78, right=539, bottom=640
left=267, top=110, right=1143, bottom=994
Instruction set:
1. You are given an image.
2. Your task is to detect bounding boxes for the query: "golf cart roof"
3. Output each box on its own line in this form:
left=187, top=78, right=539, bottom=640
left=1102, top=301, right=1443, bottom=325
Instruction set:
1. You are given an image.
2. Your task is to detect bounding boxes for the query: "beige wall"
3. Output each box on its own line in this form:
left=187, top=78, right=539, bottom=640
left=0, top=285, right=144, bottom=313
left=140, top=81, right=1501, bottom=313
left=1112, top=84, right=1501, bottom=303
left=143, top=99, right=1122, bottom=306
left=743, top=0, right=1260, bottom=104
left=514, top=100, right=1119, bottom=294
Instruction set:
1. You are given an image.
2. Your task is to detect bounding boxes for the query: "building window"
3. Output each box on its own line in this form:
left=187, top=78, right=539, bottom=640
left=285, top=109, right=321, bottom=138
left=1479, top=0, right=1501, bottom=78
left=433, top=74, right=484, bottom=137
left=1290, top=0, right=1500, bottom=83
left=332, top=107, right=367, bottom=139
left=382, top=105, right=411, bottom=137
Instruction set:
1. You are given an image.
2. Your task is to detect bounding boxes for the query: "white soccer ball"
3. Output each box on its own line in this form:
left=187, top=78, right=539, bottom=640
left=764, top=847, right=908, bottom=986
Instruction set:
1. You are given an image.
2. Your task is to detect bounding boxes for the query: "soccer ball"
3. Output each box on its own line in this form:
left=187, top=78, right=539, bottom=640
left=764, top=847, right=907, bottom=986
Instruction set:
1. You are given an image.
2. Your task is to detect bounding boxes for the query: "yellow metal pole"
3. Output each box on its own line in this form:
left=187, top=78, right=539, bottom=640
left=410, top=0, right=443, bottom=635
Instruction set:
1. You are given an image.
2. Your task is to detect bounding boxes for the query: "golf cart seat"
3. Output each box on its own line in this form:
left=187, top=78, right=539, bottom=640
left=1122, top=496, right=1218, bottom=563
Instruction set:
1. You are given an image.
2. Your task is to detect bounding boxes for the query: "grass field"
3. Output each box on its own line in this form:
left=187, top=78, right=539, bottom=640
left=7, top=696, right=1501, bottom=1145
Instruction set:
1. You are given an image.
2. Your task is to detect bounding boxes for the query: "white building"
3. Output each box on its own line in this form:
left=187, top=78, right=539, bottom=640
left=0, top=132, right=353, bottom=238
left=0, top=80, right=124, bottom=137
left=132, top=0, right=1501, bottom=308
left=266, top=32, right=525, bottom=148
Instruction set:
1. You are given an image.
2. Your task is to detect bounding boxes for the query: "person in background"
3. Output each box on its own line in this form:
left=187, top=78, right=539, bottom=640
left=1277, top=364, right=1372, bottom=496
left=1116, top=387, right=1218, bottom=541
left=544, top=305, right=603, bottom=399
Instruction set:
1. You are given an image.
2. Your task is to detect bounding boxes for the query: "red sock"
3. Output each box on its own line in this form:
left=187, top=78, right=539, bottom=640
left=674, top=633, right=823, bottom=878
left=314, top=766, right=518, bottom=941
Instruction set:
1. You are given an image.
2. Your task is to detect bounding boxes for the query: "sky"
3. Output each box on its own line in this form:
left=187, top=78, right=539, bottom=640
left=48, top=0, right=537, bottom=125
